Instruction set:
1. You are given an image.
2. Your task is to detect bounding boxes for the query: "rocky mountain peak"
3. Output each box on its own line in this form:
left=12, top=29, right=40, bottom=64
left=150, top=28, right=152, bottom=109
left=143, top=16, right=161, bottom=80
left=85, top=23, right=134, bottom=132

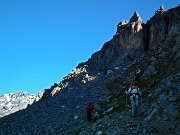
left=116, top=20, right=128, bottom=34
left=155, top=5, right=165, bottom=14
left=160, top=5, right=165, bottom=10
left=129, top=11, right=142, bottom=23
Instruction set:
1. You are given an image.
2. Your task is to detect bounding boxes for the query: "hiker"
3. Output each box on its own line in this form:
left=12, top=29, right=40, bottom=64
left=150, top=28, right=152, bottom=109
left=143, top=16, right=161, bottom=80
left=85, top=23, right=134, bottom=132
left=126, top=82, right=142, bottom=118
left=86, top=102, right=94, bottom=121
left=134, top=67, right=144, bottom=82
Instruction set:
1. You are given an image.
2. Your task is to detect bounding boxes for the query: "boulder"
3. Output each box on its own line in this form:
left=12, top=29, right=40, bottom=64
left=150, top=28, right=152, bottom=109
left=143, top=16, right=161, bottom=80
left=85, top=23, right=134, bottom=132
left=168, top=96, right=178, bottom=102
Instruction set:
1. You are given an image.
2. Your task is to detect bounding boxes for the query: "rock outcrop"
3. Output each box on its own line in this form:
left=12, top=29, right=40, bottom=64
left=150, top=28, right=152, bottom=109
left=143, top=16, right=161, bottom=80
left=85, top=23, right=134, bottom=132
left=86, top=11, right=146, bottom=70
left=86, top=5, right=180, bottom=71
left=147, top=5, right=180, bottom=49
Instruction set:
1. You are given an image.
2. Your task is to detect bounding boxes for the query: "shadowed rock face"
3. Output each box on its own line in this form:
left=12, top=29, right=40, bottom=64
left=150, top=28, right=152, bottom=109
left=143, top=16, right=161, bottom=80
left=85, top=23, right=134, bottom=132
left=86, top=6, right=180, bottom=71
left=148, top=6, right=180, bottom=49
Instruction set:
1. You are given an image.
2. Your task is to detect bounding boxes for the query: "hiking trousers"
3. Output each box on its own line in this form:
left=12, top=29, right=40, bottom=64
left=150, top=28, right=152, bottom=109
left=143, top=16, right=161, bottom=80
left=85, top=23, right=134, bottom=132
left=130, top=96, right=139, bottom=117
left=87, top=111, right=92, bottom=121
left=134, top=75, right=140, bottom=82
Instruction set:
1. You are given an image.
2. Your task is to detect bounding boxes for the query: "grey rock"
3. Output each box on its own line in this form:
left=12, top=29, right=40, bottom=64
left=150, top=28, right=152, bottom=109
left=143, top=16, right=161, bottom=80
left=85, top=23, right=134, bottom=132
left=96, top=131, right=103, bottom=135
left=163, top=115, right=168, bottom=121
left=168, top=96, right=178, bottom=102
left=129, top=11, right=142, bottom=23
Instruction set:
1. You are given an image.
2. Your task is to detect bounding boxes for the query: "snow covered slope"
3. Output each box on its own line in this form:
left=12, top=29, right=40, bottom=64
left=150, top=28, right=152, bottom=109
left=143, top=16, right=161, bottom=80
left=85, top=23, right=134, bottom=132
left=0, top=92, right=36, bottom=118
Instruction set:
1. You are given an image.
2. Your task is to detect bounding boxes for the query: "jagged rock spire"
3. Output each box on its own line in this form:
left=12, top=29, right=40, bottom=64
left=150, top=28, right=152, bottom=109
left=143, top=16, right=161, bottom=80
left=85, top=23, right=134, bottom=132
left=118, top=20, right=128, bottom=26
left=116, top=20, right=128, bottom=33
left=160, top=5, right=164, bottom=10
left=155, top=5, right=165, bottom=14
left=129, top=11, right=142, bottom=23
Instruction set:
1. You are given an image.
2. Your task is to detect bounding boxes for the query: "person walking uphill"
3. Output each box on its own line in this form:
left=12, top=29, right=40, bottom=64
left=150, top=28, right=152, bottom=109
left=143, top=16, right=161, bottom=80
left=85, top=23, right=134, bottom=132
left=126, top=82, right=142, bottom=118
left=86, top=103, right=94, bottom=121
left=134, top=67, right=144, bottom=82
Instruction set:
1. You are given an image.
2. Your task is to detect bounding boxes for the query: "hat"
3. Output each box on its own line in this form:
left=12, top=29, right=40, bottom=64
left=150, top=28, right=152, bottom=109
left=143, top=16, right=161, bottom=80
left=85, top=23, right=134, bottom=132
left=132, top=83, right=137, bottom=88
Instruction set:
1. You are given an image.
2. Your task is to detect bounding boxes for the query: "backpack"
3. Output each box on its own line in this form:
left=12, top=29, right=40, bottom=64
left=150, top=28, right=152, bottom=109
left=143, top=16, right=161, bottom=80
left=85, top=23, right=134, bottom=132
left=130, top=86, right=140, bottom=99
left=86, top=105, right=94, bottom=112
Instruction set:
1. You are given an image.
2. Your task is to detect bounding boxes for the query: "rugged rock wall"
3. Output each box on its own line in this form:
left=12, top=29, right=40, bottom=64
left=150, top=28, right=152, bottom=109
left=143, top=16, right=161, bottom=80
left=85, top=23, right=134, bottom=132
left=147, top=5, right=180, bottom=49
left=87, top=11, right=146, bottom=70
left=86, top=6, right=180, bottom=71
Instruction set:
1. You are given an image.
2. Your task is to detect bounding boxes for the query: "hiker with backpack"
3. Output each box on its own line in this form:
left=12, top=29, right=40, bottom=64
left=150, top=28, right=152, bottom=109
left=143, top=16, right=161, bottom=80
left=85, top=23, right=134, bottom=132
left=86, top=102, right=94, bottom=121
left=125, top=82, right=142, bottom=118
left=134, top=67, right=144, bottom=82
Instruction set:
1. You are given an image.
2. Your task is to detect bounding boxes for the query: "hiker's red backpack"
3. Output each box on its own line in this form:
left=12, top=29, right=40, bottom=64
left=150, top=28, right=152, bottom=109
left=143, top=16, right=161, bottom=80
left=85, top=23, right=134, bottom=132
left=86, top=104, right=94, bottom=112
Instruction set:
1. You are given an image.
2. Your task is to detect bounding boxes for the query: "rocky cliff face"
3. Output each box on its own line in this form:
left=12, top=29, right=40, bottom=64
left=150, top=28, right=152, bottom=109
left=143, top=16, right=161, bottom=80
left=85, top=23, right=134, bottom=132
left=86, top=5, right=180, bottom=71
left=147, top=5, right=180, bottom=49
left=86, top=11, right=146, bottom=70
left=0, top=5, right=179, bottom=135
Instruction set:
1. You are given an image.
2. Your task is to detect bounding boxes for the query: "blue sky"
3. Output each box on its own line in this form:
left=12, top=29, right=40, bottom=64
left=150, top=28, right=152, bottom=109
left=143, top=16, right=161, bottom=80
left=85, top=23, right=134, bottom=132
left=0, top=0, right=179, bottom=95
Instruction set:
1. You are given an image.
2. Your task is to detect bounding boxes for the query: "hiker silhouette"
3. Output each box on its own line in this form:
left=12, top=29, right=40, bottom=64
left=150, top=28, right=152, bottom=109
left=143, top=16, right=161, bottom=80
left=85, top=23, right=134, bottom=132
left=126, top=82, right=142, bottom=118
left=134, top=67, right=144, bottom=82
left=86, top=102, right=94, bottom=121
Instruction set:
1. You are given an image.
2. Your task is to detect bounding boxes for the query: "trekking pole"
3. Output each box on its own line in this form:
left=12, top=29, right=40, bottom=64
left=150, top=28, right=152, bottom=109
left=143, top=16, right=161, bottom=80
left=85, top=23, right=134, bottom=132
left=126, top=95, right=127, bottom=109
left=125, top=92, right=128, bottom=110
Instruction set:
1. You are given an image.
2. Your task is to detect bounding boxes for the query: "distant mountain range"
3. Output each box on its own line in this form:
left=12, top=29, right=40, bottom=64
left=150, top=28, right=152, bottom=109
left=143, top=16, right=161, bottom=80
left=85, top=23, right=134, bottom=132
left=0, top=92, right=36, bottom=118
